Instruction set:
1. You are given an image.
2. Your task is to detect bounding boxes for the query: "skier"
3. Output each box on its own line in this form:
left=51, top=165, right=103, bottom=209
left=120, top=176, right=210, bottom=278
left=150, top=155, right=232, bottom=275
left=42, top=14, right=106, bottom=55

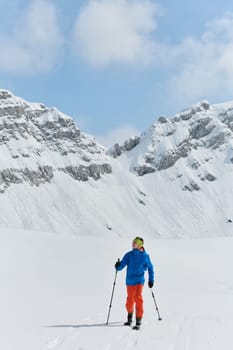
left=115, top=236, right=154, bottom=330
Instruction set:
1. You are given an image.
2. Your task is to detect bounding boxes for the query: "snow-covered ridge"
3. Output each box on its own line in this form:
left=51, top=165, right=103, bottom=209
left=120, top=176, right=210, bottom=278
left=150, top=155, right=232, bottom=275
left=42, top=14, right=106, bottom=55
left=0, top=90, right=112, bottom=193
left=109, top=100, right=233, bottom=192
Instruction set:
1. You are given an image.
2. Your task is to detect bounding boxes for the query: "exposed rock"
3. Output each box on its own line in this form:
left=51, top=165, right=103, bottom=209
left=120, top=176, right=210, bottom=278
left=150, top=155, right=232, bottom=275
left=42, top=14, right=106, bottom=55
left=188, top=158, right=200, bottom=169
left=138, top=190, right=146, bottom=196
left=183, top=181, right=200, bottom=191
left=201, top=101, right=210, bottom=110
left=108, top=143, right=122, bottom=158
left=206, top=131, right=229, bottom=149
left=205, top=173, right=216, bottom=182
left=165, top=128, right=176, bottom=136
left=180, top=110, right=193, bottom=121
left=0, top=166, right=54, bottom=192
left=108, top=136, right=140, bottom=158
left=0, top=90, right=12, bottom=99
left=189, top=118, right=215, bottom=139
left=133, top=165, right=155, bottom=176
left=60, top=164, right=112, bottom=182
left=158, top=116, right=167, bottom=123
left=220, top=108, right=233, bottom=131
left=173, top=115, right=181, bottom=122
left=0, top=90, right=112, bottom=193
left=156, top=140, right=191, bottom=171
left=123, top=136, right=140, bottom=151
left=145, top=153, right=155, bottom=164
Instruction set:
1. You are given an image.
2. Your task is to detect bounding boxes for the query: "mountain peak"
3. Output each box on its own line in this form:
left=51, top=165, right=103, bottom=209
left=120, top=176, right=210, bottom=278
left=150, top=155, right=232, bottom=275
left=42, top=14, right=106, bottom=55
left=108, top=100, right=233, bottom=184
left=0, top=90, right=112, bottom=194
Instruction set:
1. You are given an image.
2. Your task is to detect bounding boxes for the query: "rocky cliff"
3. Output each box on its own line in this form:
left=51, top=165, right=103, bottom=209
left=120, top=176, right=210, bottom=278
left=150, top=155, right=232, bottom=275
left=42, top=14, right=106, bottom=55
left=0, top=90, right=111, bottom=193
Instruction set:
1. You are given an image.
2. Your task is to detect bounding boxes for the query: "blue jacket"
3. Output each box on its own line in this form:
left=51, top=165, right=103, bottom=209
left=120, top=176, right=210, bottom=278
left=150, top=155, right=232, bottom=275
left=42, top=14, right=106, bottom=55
left=116, top=248, right=154, bottom=286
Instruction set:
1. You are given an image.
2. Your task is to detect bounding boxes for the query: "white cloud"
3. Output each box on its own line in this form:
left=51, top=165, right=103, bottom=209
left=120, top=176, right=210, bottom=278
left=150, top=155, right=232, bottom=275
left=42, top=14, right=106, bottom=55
left=72, top=0, right=159, bottom=67
left=168, top=12, right=233, bottom=105
left=71, top=3, right=233, bottom=107
left=0, top=0, right=63, bottom=74
left=96, top=125, right=140, bottom=148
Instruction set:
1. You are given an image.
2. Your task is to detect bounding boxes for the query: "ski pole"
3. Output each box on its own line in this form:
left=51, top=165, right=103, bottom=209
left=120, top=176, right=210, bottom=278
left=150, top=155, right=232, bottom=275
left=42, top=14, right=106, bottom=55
left=106, top=260, right=119, bottom=325
left=151, top=289, right=162, bottom=321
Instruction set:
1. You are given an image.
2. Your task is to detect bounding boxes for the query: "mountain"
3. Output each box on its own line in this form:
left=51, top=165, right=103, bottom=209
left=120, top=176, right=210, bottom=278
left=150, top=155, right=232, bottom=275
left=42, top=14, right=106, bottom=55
left=0, top=90, right=233, bottom=238
left=109, top=100, right=233, bottom=179
left=0, top=89, right=111, bottom=192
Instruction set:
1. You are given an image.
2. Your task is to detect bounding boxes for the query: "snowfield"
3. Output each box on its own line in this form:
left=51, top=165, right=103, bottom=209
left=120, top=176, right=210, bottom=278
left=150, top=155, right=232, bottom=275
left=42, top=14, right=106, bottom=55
left=2, top=229, right=233, bottom=350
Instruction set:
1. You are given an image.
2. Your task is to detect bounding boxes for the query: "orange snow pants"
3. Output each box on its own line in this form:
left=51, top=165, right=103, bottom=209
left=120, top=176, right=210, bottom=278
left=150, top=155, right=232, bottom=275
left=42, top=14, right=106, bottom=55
left=126, top=284, right=144, bottom=319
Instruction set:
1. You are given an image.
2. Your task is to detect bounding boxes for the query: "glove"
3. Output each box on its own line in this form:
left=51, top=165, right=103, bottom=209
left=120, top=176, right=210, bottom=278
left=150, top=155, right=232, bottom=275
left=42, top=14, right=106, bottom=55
left=148, top=281, right=154, bottom=288
left=115, top=259, right=121, bottom=269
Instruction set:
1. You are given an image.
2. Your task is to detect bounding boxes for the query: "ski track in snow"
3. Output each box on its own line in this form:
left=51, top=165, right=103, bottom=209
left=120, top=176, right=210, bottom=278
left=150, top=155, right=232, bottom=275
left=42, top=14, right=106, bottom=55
left=41, top=309, right=233, bottom=350
left=44, top=322, right=136, bottom=350
left=45, top=336, right=64, bottom=349
left=44, top=315, right=225, bottom=350
left=165, top=316, right=228, bottom=350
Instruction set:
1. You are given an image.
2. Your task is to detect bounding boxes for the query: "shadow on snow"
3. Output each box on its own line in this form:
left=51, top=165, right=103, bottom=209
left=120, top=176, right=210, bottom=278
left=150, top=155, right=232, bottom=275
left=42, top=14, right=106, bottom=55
left=46, top=322, right=123, bottom=328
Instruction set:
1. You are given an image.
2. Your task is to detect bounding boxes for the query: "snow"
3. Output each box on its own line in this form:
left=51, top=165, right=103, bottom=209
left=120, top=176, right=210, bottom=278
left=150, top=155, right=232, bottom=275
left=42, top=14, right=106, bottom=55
left=38, top=108, right=73, bottom=124
left=1, top=142, right=233, bottom=238
left=2, top=228, right=233, bottom=350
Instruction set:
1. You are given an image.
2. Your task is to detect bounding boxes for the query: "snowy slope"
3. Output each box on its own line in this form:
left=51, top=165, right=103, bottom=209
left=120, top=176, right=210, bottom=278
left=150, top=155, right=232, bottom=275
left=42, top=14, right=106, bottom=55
left=1, top=90, right=233, bottom=237
left=2, top=228, right=233, bottom=350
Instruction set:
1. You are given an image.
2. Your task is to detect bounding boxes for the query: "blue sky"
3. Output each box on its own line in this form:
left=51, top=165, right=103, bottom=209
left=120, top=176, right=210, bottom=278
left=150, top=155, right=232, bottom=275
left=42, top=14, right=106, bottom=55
left=1, top=0, right=233, bottom=145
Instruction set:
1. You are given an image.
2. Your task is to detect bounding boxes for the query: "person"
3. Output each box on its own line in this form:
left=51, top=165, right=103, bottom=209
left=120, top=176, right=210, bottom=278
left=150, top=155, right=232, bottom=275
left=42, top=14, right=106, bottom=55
left=115, top=236, right=154, bottom=329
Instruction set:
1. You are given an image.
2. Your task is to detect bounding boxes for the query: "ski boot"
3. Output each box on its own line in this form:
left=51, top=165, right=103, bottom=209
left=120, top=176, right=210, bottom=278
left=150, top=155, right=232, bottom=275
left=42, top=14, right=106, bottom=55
left=124, top=313, right=133, bottom=326
left=132, top=317, right=142, bottom=330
